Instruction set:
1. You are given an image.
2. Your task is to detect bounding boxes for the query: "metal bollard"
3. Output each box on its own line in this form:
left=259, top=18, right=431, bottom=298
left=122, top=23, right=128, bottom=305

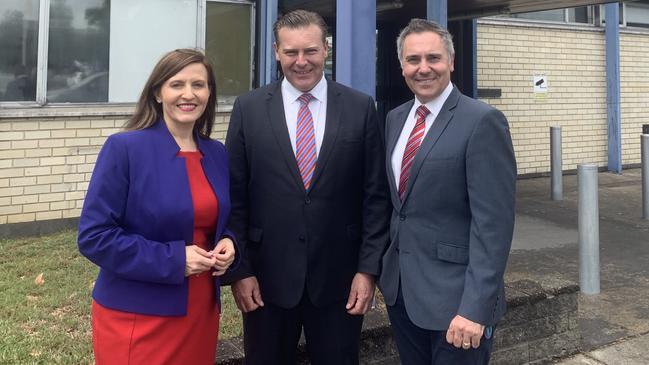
left=551, top=126, right=562, bottom=200
left=642, top=134, right=649, bottom=220
left=578, top=164, right=600, bottom=295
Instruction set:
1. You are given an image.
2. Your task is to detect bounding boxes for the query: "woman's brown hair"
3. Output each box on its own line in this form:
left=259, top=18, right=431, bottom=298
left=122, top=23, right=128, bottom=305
left=124, top=48, right=217, bottom=138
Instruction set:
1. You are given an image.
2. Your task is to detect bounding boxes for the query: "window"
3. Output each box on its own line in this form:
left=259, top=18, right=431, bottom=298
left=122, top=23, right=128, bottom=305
left=0, top=1, right=39, bottom=102
left=47, top=0, right=109, bottom=103
left=511, top=9, right=565, bottom=22
left=626, top=1, right=649, bottom=28
left=594, top=3, right=625, bottom=26
left=205, top=0, right=254, bottom=104
left=0, top=0, right=256, bottom=107
left=109, top=0, right=198, bottom=102
left=509, top=7, right=593, bottom=24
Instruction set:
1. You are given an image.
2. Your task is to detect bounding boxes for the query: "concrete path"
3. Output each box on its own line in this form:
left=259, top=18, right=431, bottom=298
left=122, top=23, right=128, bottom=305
left=511, top=168, right=649, bottom=363
left=554, top=332, right=649, bottom=364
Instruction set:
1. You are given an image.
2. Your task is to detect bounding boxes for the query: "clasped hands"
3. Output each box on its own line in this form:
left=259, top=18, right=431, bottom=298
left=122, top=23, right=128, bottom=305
left=231, top=272, right=375, bottom=315
left=184, top=237, right=236, bottom=277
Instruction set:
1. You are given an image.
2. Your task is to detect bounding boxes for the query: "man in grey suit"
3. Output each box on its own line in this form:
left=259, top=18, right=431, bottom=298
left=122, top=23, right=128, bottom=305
left=378, top=19, right=516, bottom=364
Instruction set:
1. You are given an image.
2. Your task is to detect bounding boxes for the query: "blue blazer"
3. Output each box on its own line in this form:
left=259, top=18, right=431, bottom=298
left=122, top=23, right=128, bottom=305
left=78, top=120, right=237, bottom=316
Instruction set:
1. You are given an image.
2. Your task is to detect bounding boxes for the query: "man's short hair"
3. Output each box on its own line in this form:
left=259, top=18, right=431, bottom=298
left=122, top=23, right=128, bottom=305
left=273, top=9, right=328, bottom=46
left=397, top=18, right=455, bottom=63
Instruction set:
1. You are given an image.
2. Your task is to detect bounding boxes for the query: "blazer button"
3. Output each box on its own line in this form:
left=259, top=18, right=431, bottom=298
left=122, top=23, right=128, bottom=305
left=299, top=235, right=306, bottom=242
left=305, top=197, right=311, bottom=205
left=400, top=214, right=406, bottom=221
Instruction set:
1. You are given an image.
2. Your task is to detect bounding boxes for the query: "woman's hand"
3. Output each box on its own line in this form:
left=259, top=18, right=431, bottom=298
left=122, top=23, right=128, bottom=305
left=211, top=237, right=236, bottom=276
left=185, top=245, right=217, bottom=277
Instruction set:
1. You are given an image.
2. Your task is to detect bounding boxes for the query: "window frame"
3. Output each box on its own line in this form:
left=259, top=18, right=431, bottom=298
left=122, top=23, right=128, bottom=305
left=0, top=0, right=256, bottom=110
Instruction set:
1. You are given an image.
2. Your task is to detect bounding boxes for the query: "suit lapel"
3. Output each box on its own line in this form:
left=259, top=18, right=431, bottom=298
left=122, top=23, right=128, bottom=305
left=308, top=79, right=341, bottom=192
left=386, top=100, right=413, bottom=208
left=401, top=87, right=460, bottom=203
left=266, top=82, right=305, bottom=192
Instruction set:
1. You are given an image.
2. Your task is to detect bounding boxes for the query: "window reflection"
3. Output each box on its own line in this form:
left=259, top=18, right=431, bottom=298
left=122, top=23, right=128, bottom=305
left=47, top=0, right=109, bottom=103
left=205, top=2, right=253, bottom=103
left=0, top=0, right=39, bottom=102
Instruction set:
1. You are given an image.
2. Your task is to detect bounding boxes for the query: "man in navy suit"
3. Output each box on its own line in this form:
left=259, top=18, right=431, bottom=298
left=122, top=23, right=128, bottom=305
left=378, top=19, right=516, bottom=364
left=224, top=9, right=390, bottom=365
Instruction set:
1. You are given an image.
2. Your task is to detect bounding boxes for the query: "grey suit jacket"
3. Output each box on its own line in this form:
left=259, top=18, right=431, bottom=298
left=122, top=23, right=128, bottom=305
left=378, top=86, right=516, bottom=330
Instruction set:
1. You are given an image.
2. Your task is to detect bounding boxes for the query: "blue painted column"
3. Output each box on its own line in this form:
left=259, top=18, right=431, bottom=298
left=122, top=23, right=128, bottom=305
left=427, top=0, right=447, bottom=27
left=471, top=18, right=477, bottom=99
left=258, top=0, right=278, bottom=86
left=605, top=3, right=622, bottom=173
left=335, top=0, right=376, bottom=97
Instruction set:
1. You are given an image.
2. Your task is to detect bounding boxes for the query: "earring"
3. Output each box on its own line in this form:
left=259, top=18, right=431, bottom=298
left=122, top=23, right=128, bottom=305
left=156, top=99, right=161, bottom=103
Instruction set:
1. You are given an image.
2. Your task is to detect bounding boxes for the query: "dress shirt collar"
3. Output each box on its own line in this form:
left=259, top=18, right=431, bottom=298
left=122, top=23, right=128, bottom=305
left=281, top=74, right=327, bottom=104
left=413, top=81, right=454, bottom=119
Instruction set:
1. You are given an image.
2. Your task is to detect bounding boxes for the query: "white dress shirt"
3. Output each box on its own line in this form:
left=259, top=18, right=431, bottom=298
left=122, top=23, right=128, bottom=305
left=281, top=75, right=328, bottom=156
left=391, top=82, right=454, bottom=186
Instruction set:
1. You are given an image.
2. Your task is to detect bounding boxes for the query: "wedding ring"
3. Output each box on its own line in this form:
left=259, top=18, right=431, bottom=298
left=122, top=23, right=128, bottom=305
left=462, top=342, right=471, bottom=348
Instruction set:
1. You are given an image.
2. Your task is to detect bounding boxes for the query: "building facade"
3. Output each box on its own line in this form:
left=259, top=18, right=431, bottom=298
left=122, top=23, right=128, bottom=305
left=1, top=0, right=648, bottom=231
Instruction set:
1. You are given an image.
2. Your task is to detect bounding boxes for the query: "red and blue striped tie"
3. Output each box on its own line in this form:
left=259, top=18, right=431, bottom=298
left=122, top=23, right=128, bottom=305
left=296, top=93, right=317, bottom=190
left=398, top=105, right=431, bottom=201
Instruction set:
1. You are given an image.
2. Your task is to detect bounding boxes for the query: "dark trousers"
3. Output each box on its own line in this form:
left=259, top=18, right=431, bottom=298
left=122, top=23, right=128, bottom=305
left=242, top=291, right=364, bottom=365
left=386, top=286, right=494, bottom=365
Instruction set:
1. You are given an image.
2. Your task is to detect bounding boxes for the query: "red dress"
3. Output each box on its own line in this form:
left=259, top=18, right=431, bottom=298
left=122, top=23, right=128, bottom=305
left=92, top=151, right=220, bottom=364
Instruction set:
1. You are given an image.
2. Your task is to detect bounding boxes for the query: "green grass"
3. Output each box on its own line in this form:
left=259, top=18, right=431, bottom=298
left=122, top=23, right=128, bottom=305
left=0, top=230, right=243, bottom=364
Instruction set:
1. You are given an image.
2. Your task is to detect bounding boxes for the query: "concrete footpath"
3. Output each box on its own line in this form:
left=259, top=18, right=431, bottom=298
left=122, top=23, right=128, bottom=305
left=510, top=168, right=649, bottom=364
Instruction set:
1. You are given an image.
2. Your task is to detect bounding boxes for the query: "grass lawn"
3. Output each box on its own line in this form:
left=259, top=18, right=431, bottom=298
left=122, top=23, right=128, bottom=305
left=0, top=230, right=243, bottom=364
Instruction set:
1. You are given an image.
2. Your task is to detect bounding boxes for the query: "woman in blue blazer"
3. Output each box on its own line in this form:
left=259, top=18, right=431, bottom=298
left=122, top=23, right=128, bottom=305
left=78, top=49, right=238, bottom=364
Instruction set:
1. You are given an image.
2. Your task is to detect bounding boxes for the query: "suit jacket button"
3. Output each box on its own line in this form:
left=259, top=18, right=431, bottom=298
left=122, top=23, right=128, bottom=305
left=400, top=214, right=406, bottom=221
left=305, top=197, right=311, bottom=204
left=299, top=235, right=306, bottom=241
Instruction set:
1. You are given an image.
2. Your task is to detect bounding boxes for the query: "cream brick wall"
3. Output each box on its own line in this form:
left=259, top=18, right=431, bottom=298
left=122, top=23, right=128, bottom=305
left=477, top=21, right=608, bottom=175
left=621, top=32, right=649, bottom=165
left=0, top=113, right=230, bottom=225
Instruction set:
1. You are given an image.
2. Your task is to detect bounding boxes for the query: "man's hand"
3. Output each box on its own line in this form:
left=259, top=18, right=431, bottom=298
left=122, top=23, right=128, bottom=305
left=211, top=237, right=236, bottom=276
left=231, top=276, right=264, bottom=313
left=446, top=315, right=485, bottom=349
left=346, top=272, right=375, bottom=315
left=185, top=245, right=217, bottom=276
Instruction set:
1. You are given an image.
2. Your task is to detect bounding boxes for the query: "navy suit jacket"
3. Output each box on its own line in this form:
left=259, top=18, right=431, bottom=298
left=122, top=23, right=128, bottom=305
left=223, top=79, right=391, bottom=308
left=379, top=87, right=516, bottom=329
left=78, top=120, right=238, bottom=316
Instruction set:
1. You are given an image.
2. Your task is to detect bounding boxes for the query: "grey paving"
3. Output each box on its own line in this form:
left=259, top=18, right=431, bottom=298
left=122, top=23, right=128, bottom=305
left=556, top=332, right=649, bottom=364
left=512, top=169, right=649, bottom=364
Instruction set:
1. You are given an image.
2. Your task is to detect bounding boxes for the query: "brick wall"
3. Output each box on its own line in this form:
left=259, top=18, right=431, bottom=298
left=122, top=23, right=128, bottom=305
left=477, top=20, right=608, bottom=175
left=0, top=113, right=230, bottom=226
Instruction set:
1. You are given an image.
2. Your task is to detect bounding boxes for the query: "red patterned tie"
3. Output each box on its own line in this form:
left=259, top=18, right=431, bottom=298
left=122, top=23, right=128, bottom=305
left=398, top=105, right=431, bottom=201
left=296, top=93, right=317, bottom=189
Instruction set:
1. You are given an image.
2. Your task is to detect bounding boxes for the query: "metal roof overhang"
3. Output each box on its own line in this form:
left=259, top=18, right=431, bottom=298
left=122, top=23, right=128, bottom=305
left=280, top=0, right=619, bottom=21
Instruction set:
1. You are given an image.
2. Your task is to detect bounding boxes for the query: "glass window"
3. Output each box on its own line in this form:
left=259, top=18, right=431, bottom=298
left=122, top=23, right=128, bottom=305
left=108, top=0, right=198, bottom=102
left=205, top=1, right=253, bottom=102
left=567, top=7, right=591, bottom=23
left=0, top=0, right=39, bottom=102
left=511, top=9, right=565, bottom=22
left=47, top=0, right=110, bottom=103
left=626, top=1, right=649, bottom=28
left=1, top=0, right=253, bottom=107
